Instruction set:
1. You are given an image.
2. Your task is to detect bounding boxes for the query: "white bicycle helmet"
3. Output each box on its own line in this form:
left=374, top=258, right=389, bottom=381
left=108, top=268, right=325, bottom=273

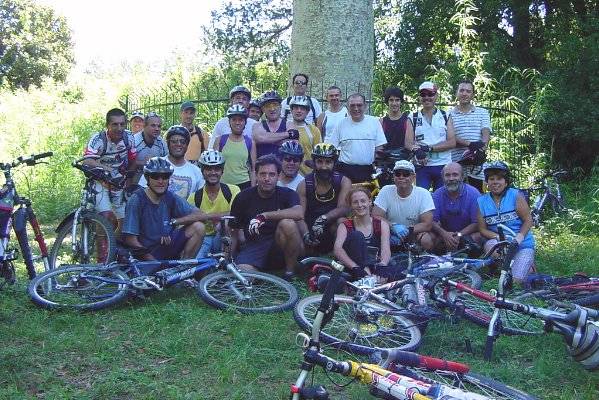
left=567, top=312, right=599, bottom=370
left=198, top=150, right=225, bottom=167
left=289, top=96, right=310, bottom=109
left=226, top=104, right=248, bottom=118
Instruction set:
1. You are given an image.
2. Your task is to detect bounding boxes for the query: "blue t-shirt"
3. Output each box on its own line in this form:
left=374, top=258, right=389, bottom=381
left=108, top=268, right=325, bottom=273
left=122, top=190, right=195, bottom=250
left=477, top=187, right=535, bottom=249
left=433, top=183, right=480, bottom=232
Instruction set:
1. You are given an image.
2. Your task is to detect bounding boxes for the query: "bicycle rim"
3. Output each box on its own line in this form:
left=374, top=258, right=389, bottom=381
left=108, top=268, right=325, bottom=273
left=293, top=294, right=422, bottom=355
left=197, top=271, right=298, bottom=313
left=28, top=266, right=129, bottom=310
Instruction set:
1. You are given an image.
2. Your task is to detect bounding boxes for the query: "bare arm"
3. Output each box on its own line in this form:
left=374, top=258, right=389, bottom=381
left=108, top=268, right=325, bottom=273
left=172, top=208, right=204, bottom=226
left=372, top=205, right=388, bottom=220
left=456, top=127, right=491, bottom=148
left=262, top=205, right=304, bottom=222
left=514, top=192, right=533, bottom=243
left=252, top=122, right=288, bottom=144
left=316, top=113, right=325, bottom=133
left=296, top=181, right=309, bottom=236
left=250, top=140, right=257, bottom=186
left=431, top=118, right=456, bottom=152
left=477, top=209, right=497, bottom=240
left=123, top=234, right=155, bottom=261
left=404, top=118, right=415, bottom=149
left=413, top=210, right=433, bottom=234
left=379, top=220, right=391, bottom=265
left=333, top=224, right=360, bottom=270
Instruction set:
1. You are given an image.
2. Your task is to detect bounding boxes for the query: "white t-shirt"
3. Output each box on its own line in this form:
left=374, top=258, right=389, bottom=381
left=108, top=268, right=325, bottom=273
left=209, top=117, right=257, bottom=149
left=323, top=107, right=348, bottom=139
left=139, top=157, right=204, bottom=200
left=280, top=96, right=323, bottom=125
left=325, top=115, right=387, bottom=165
left=277, top=174, right=304, bottom=191
left=374, top=185, right=435, bottom=226
left=409, top=109, right=452, bottom=166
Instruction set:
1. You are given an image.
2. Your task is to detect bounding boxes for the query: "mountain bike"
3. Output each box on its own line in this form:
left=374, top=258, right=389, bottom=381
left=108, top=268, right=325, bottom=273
left=50, top=157, right=123, bottom=268
left=290, top=260, right=537, bottom=400
left=28, top=217, right=298, bottom=313
left=518, top=272, right=599, bottom=308
left=0, top=152, right=53, bottom=287
left=520, top=170, right=568, bottom=227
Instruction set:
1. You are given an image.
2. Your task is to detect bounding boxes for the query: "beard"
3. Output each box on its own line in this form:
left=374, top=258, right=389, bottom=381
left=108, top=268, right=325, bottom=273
left=315, top=169, right=333, bottom=181
left=445, top=181, right=462, bottom=193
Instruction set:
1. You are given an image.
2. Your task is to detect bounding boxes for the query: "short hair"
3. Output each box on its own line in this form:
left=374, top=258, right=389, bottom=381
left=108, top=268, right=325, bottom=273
left=106, top=108, right=126, bottom=125
left=327, top=85, right=341, bottom=93
left=254, top=154, right=282, bottom=174
left=383, top=87, right=404, bottom=104
left=456, top=79, right=475, bottom=93
left=346, top=187, right=372, bottom=205
left=144, top=112, right=162, bottom=125
left=292, top=73, right=309, bottom=84
left=442, top=162, right=464, bottom=179
left=347, top=93, right=366, bottom=103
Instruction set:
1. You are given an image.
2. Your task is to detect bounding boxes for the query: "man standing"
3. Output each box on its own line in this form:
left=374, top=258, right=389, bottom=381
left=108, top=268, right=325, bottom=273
left=209, top=85, right=257, bottom=148
left=83, top=108, right=136, bottom=231
left=132, top=112, right=168, bottom=184
left=373, top=160, right=435, bottom=250
left=230, top=155, right=304, bottom=281
left=430, top=162, right=481, bottom=253
left=248, top=99, right=263, bottom=121
left=129, top=111, right=144, bottom=134
left=380, top=86, right=409, bottom=151
left=189, top=150, right=240, bottom=258
left=287, top=96, right=322, bottom=175
left=316, top=85, right=347, bottom=140
left=138, top=125, right=204, bottom=200
left=325, top=93, right=387, bottom=183
left=277, top=141, right=305, bottom=190
left=252, top=90, right=293, bottom=158
left=449, top=80, right=492, bottom=192
left=281, top=73, right=322, bottom=125
left=297, top=143, right=351, bottom=253
left=123, top=157, right=204, bottom=261
left=179, top=101, right=210, bottom=164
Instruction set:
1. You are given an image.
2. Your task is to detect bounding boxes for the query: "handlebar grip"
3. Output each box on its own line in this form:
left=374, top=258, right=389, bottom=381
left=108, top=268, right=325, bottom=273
left=34, top=152, right=53, bottom=160
left=318, top=268, right=344, bottom=314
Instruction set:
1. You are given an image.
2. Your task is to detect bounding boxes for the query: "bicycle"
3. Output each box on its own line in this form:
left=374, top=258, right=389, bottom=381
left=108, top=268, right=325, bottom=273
left=350, top=148, right=412, bottom=197
left=29, top=216, right=298, bottom=313
left=290, top=260, right=538, bottom=400
left=520, top=170, right=568, bottom=227
left=517, top=272, right=599, bottom=308
left=50, top=156, right=123, bottom=268
left=0, top=152, right=53, bottom=287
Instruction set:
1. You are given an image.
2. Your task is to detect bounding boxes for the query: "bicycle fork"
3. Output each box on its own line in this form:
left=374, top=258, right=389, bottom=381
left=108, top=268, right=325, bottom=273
left=223, top=262, right=252, bottom=301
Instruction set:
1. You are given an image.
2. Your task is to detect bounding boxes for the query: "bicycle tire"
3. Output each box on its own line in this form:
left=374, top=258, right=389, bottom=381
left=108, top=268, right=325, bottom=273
left=50, top=213, right=117, bottom=268
left=197, top=271, right=298, bottom=313
left=392, top=366, right=537, bottom=400
left=28, top=265, right=129, bottom=310
left=293, top=294, right=422, bottom=355
left=443, top=269, right=483, bottom=290
left=513, top=289, right=599, bottom=309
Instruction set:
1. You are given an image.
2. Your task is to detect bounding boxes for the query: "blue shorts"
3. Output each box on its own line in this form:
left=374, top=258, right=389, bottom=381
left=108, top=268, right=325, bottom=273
left=235, top=235, right=283, bottom=271
left=150, top=228, right=187, bottom=260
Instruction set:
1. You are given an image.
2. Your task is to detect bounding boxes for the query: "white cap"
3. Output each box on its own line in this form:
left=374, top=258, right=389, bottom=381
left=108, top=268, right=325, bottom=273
left=393, top=160, right=415, bottom=173
left=418, top=81, right=437, bottom=93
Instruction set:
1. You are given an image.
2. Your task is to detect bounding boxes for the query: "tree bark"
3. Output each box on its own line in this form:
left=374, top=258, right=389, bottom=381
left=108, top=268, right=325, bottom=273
left=289, top=0, right=374, bottom=100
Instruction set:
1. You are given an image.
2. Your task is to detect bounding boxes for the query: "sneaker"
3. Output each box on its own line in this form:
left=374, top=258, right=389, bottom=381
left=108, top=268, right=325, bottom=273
left=283, top=271, right=296, bottom=282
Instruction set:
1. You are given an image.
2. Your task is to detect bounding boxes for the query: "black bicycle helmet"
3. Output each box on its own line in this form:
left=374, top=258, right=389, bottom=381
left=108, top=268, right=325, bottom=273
left=229, top=85, right=251, bottom=99
left=261, top=90, right=282, bottom=105
left=249, top=99, right=262, bottom=109
left=143, top=157, right=174, bottom=176
left=483, top=160, right=511, bottom=183
left=165, top=125, right=191, bottom=143
left=279, top=140, right=304, bottom=159
left=311, top=143, right=338, bottom=160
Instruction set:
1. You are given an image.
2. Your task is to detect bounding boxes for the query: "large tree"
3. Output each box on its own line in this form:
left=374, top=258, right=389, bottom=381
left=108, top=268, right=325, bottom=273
left=0, top=0, right=74, bottom=90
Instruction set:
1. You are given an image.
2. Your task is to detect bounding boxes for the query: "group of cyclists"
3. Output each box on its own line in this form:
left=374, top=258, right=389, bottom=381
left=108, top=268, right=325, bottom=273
left=83, top=74, right=535, bottom=283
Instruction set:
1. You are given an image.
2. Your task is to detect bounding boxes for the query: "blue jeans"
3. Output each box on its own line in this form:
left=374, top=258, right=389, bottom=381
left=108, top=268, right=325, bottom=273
left=196, top=233, right=222, bottom=259
left=416, top=165, right=444, bottom=191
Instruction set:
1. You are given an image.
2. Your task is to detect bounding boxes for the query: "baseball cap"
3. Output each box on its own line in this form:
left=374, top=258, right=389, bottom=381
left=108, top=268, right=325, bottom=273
left=129, top=111, right=144, bottom=121
left=418, top=81, right=437, bottom=94
left=180, top=101, right=196, bottom=111
left=393, top=160, right=415, bottom=174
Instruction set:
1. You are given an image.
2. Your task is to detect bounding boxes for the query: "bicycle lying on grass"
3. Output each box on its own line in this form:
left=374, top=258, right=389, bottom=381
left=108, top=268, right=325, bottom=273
left=0, top=152, right=53, bottom=288
left=520, top=169, right=569, bottom=228
left=519, top=272, right=599, bottom=308
left=290, top=260, right=537, bottom=400
left=28, top=217, right=298, bottom=313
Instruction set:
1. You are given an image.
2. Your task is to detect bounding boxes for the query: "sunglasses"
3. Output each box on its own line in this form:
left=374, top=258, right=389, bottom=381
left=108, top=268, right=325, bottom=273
left=168, top=138, right=188, bottom=145
left=148, top=173, right=171, bottom=181
left=294, top=81, right=307, bottom=85
left=283, top=156, right=301, bottom=163
left=394, top=170, right=412, bottom=178
left=419, top=91, right=436, bottom=98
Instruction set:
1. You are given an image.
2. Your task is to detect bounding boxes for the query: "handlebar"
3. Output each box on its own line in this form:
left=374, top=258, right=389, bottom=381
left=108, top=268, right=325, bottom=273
left=72, top=159, right=126, bottom=188
left=1, top=152, right=53, bottom=170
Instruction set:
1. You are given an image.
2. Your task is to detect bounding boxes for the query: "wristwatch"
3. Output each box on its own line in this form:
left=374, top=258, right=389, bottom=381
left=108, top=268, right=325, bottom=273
left=456, top=232, right=462, bottom=238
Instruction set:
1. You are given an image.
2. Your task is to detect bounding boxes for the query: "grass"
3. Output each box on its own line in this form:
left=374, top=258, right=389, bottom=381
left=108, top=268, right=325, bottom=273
left=1, top=219, right=598, bottom=399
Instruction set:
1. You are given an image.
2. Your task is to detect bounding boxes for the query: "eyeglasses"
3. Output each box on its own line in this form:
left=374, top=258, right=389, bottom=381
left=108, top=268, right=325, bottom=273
left=168, top=138, right=188, bottom=145
left=294, top=81, right=307, bottom=86
left=283, top=156, right=301, bottom=163
left=394, top=170, right=412, bottom=178
left=419, top=91, right=436, bottom=98
left=262, top=102, right=279, bottom=110
left=148, top=173, right=171, bottom=181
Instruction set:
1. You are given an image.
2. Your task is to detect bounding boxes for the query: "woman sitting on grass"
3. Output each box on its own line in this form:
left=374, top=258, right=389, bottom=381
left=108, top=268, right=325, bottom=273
left=333, top=187, right=391, bottom=280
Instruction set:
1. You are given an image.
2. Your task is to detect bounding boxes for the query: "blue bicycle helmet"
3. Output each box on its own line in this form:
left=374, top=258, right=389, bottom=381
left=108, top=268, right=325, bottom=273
left=279, top=140, right=304, bottom=159
left=483, top=161, right=511, bottom=184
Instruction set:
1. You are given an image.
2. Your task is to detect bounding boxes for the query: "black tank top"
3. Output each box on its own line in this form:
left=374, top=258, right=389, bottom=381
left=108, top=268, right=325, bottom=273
left=257, top=120, right=287, bottom=158
left=382, top=114, right=408, bottom=150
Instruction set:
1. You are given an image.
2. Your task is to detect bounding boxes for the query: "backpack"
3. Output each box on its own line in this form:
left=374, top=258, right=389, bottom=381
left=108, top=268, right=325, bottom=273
left=218, top=134, right=252, bottom=153
left=99, top=130, right=131, bottom=156
left=190, top=125, right=206, bottom=153
left=284, top=96, right=317, bottom=122
left=411, top=109, right=448, bottom=129
left=343, top=216, right=382, bottom=237
left=193, top=183, right=233, bottom=208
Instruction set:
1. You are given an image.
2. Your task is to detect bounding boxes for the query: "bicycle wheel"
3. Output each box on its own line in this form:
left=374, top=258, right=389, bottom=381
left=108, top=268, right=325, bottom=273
left=293, top=294, right=422, bottom=355
left=392, top=366, right=537, bottom=400
left=50, top=213, right=117, bottom=268
left=197, top=271, right=298, bottom=313
left=28, top=265, right=129, bottom=310
left=513, top=288, right=599, bottom=309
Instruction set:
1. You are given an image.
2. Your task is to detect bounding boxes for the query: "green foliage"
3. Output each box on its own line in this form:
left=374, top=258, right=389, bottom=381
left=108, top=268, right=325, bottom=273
left=0, top=0, right=74, bottom=90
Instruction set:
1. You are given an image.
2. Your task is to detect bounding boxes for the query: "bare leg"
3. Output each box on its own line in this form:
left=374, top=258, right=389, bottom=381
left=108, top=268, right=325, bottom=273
left=182, top=222, right=205, bottom=259
left=275, top=219, right=305, bottom=273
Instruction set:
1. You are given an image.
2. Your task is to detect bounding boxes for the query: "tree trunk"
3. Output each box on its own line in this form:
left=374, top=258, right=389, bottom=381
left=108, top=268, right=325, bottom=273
left=289, top=0, right=374, bottom=100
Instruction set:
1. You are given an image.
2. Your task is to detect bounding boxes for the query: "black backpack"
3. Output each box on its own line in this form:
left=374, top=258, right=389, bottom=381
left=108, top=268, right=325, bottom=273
left=99, top=130, right=131, bottom=156
left=193, top=183, right=233, bottom=208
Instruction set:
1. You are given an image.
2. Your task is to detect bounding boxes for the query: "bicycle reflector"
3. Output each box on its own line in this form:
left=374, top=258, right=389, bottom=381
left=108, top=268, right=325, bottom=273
left=567, top=319, right=599, bottom=370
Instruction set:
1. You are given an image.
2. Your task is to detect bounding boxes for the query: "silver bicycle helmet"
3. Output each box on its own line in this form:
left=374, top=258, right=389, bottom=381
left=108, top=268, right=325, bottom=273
left=567, top=315, right=599, bottom=370
left=261, top=90, right=282, bottom=104
left=226, top=104, right=248, bottom=118
left=143, top=157, right=174, bottom=176
left=229, top=85, right=251, bottom=99
left=198, top=150, right=225, bottom=167
left=279, top=140, right=304, bottom=158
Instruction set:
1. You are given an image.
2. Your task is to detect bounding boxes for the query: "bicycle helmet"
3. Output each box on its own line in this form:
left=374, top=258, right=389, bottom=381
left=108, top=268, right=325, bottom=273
left=289, top=95, right=311, bottom=109
left=229, top=85, right=251, bottom=99
left=311, top=143, right=338, bottom=160
left=459, top=148, right=487, bottom=166
left=226, top=104, right=248, bottom=119
left=165, top=125, right=191, bottom=143
left=198, top=150, right=225, bottom=167
left=567, top=315, right=599, bottom=370
left=249, top=99, right=262, bottom=109
left=279, top=140, right=304, bottom=159
left=143, top=157, right=174, bottom=176
left=261, top=90, right=282, bottom=105
left=483, top=161, right=511, bottom=183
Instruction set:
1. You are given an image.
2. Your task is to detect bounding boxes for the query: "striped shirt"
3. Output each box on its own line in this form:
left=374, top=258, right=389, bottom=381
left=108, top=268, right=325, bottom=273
left=449, top=105, right=492, bottom=179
